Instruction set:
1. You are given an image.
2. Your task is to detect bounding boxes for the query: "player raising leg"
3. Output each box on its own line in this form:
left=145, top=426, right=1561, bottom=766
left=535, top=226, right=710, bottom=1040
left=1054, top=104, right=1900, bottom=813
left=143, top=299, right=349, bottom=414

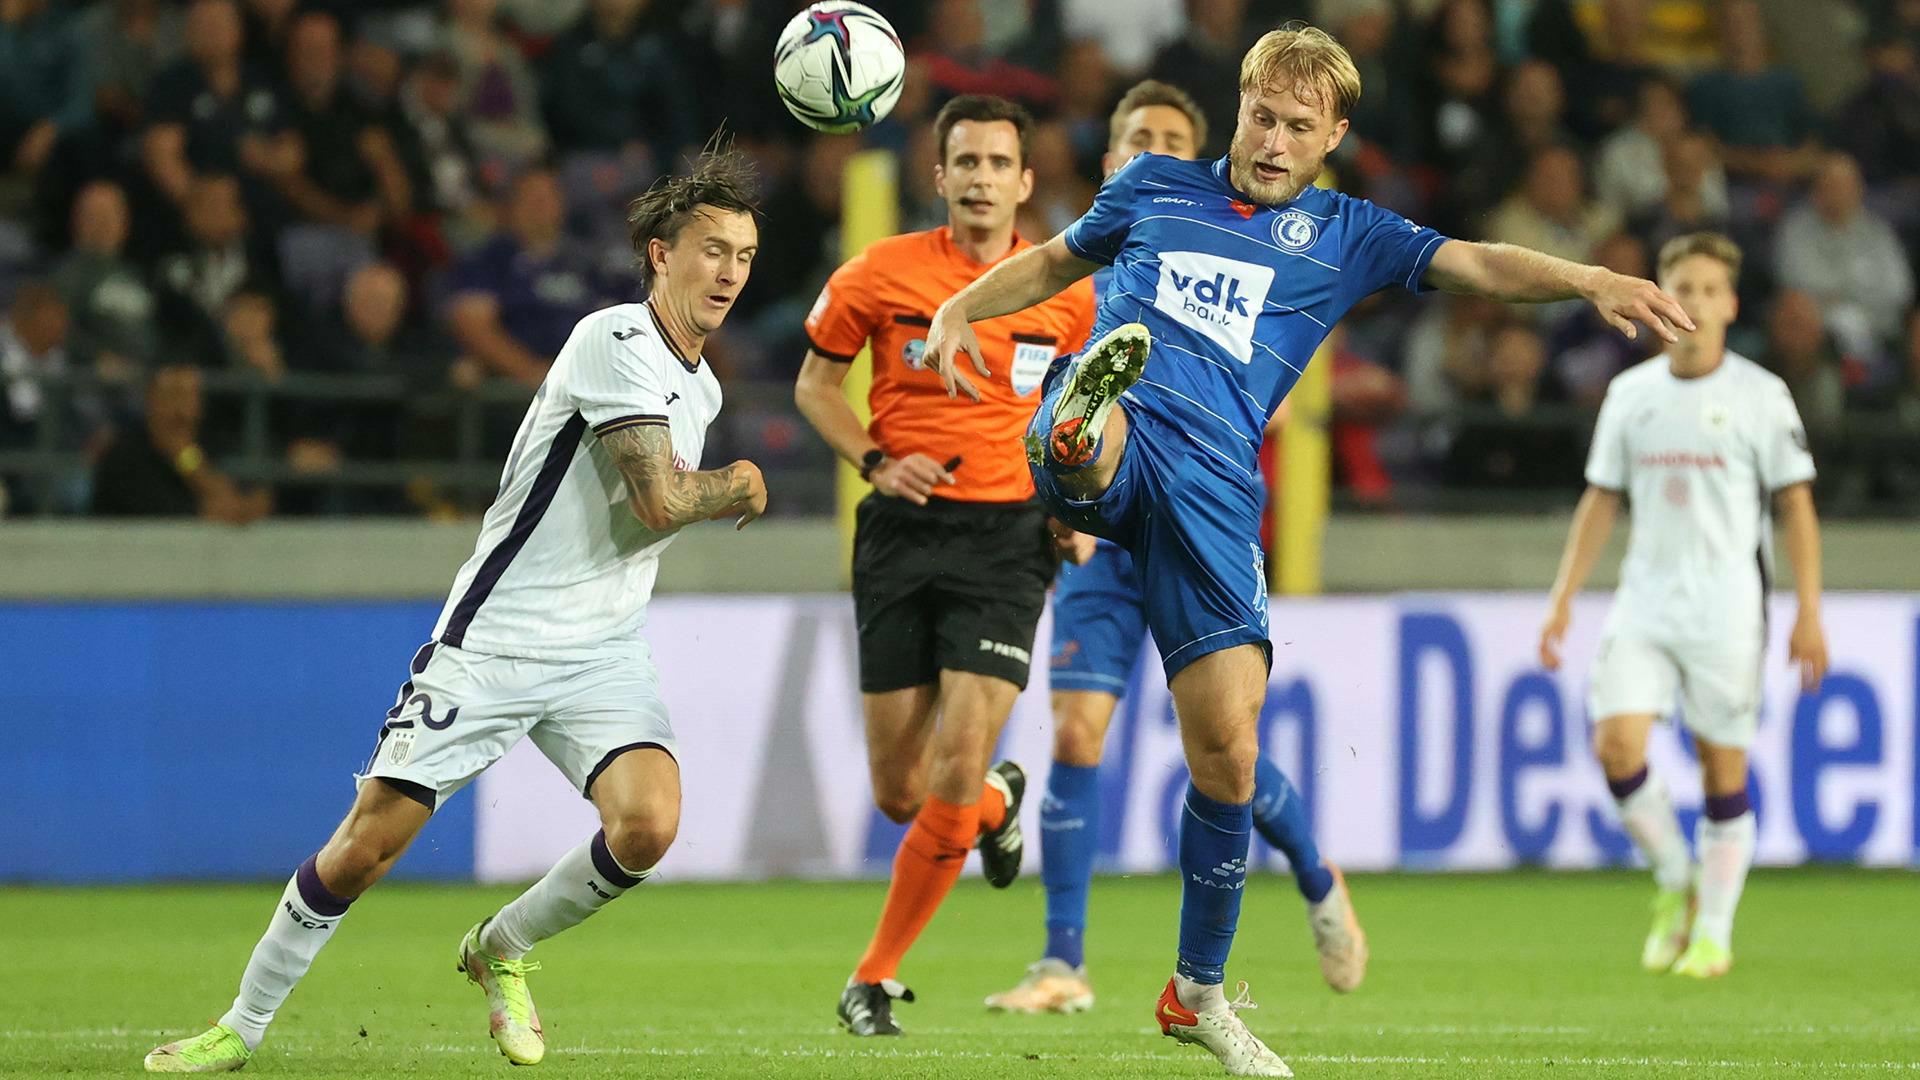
left=792, top=95, right=1097, bottom=1035
left=928, top=24, right=1692, bottom=1075
left=144, top=147, right=768, bottom=1072
left=986, top=80, right=1363, bottom=1019
left=1541, top=233, right=1828, bottom=979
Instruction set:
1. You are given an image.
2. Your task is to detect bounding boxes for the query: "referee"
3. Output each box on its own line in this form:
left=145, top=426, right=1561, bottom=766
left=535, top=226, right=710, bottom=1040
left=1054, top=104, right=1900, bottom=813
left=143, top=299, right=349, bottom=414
left=793, top=94, right=1096, bottom=1036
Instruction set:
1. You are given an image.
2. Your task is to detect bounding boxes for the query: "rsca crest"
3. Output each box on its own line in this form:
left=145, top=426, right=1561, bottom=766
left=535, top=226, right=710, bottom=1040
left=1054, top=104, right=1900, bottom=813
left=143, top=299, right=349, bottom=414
left=1272, top=209, right=1318, bottom=253
left=1153, top=250, right=1275, bottom=364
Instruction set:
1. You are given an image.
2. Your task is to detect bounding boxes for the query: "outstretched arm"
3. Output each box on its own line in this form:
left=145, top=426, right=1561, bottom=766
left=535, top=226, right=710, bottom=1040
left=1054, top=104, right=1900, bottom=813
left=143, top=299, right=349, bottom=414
left=1539, top=485, right=1622, bottom=669
left=1424, top=240, right=1695, bottom=343
left=926, top=233, right=1100, bottom=401
left=600, top=424, right=766, bottom=532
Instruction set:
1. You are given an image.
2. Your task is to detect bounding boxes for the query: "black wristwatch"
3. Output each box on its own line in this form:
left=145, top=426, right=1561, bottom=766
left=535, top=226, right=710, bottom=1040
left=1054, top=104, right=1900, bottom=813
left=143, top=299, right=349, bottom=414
left=858, top=448, right=887, bottom=480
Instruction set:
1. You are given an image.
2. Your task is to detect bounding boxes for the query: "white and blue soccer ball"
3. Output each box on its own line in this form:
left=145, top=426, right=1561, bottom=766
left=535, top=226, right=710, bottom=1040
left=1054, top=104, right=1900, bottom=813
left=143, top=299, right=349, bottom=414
left=773, top=2, right=906, bottom=134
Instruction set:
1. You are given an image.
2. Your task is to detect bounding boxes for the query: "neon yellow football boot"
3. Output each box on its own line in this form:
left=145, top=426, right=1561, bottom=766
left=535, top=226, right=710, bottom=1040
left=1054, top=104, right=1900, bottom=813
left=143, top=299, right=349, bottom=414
left=1671, top=936, right=1732, bottom=979
left=458, top=920, right=546, bottom=1065
left=1642, top=888, right=1692, bottom=972
left=143, top=1024, right=252, bottom=1073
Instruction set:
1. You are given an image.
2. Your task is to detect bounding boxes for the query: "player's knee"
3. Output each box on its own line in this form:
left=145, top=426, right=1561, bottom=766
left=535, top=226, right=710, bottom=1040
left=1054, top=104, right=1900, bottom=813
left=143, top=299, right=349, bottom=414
left=871, top=770, right=924, bottom=823
left=1185, top=736, right=1258, bottom=802
left=321, top=829, right=404, bottom=896
left=1591, top=722, right=1645, bottom=777
left=874, top=792, right=922, bottom=824
left=1695, top=741, right=1748, bottom=796
left=1052, top=713, right=1107, bottom=767
left=602, top=809, right=677, bottom=872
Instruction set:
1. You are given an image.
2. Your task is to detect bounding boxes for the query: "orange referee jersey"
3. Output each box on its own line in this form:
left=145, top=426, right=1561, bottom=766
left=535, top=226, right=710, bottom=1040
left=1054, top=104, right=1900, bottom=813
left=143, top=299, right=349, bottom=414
left=805, top=227, right=1097, bottom=504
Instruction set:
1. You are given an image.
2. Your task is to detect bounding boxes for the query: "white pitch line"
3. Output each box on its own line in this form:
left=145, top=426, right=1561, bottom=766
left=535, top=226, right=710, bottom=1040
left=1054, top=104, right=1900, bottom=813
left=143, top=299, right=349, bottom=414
left=0, top=1028, right=171, bottom=1039
left=15, top=1021, right=1918, bottom=1040
left=401, top=1044, right=1920, bottom=1071
left=33, top=1038, right=1920, bottom=1072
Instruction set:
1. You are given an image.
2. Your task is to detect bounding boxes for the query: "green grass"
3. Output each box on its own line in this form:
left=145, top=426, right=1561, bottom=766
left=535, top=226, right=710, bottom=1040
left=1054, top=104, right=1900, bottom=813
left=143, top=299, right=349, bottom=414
left=5, top=870, right=1917, bottom=1078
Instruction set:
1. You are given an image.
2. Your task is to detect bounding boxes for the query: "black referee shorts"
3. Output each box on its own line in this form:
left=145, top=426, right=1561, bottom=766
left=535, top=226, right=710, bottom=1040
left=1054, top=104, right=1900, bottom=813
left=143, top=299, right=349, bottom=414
left=851, top=493, right=1056, bottom=693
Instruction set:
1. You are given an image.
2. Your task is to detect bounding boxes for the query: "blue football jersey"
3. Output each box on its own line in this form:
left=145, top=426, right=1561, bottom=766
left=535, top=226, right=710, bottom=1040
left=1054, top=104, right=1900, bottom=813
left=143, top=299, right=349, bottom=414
left=1064, top=153, right=1449, bottom=478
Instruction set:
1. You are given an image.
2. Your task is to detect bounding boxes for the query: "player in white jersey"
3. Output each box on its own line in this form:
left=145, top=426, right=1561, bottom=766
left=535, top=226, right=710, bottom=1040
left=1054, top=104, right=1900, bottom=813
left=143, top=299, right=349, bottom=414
left=145, top=146, right=768, bottom=1073
left=1539, top=232, right=1828, bottom=980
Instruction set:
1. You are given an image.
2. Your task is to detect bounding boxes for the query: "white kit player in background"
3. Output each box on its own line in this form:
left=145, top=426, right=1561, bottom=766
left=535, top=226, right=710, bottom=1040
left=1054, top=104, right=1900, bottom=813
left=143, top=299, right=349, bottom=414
left=144, top=144, right=768, bottom=1074
left=1538, top=232, right=1828, bottom=981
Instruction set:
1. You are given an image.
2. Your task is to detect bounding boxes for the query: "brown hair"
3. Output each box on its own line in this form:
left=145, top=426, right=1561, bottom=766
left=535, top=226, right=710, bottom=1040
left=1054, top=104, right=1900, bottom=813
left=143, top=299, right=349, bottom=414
left=1238, top=23, right=1363, bottom=119
left=626, top=137, right=760, bottom=293
left=933, top=94, right=1034, bottom=166
left=1657, top=231, right=1743, bottom=287
left=1106, top=79, right=1209, bottom=152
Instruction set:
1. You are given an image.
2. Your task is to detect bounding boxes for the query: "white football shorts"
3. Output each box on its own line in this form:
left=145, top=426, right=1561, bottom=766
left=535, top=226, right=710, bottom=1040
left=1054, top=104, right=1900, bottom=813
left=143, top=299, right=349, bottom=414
left=1587, top=631, right=1764, bottom=749
left=358, top=638, right=676, bottom=807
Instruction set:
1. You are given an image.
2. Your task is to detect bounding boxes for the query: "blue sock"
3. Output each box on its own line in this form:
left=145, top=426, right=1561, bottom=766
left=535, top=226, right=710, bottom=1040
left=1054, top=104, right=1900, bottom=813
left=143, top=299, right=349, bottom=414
left=1175, top=784, right=1252, bottom=985
left=1251, top=757, right=1334, bottom=903
left=1040, top=761, right=1099, bottom=968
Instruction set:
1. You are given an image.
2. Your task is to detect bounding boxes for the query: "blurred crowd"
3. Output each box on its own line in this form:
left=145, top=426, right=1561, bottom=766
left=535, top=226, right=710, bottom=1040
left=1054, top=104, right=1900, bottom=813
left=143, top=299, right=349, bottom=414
left=0, top=0, right=1916, bottom=520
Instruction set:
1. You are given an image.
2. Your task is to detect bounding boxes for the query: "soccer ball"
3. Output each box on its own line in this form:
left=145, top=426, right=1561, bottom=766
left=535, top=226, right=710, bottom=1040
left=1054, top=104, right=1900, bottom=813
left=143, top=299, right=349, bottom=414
left=773, top=2, right=906, bottom=134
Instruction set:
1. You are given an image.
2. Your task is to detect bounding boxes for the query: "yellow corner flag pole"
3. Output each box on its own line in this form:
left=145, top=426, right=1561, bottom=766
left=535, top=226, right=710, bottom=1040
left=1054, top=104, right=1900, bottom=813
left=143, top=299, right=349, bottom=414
left=1275, top=332, right=1334, bottom=596
left=835, top=150, right=899, bottom=582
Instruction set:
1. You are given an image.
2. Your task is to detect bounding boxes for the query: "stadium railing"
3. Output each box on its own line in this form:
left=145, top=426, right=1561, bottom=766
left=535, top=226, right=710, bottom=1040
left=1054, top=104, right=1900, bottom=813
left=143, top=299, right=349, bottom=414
left=2, top=371, right=1915, bottom=518
left=0, top=368, right=838, bottom=516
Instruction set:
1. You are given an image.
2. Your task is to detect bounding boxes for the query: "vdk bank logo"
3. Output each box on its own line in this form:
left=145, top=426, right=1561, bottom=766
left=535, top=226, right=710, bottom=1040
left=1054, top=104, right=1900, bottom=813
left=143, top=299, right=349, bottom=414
left=1154, top=250, right=1273, bottom=363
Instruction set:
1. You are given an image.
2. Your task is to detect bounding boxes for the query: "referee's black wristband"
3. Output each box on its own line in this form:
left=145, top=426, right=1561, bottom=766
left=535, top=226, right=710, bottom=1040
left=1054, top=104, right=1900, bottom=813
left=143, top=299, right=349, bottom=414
left=858, top=448, right=886, bottom=480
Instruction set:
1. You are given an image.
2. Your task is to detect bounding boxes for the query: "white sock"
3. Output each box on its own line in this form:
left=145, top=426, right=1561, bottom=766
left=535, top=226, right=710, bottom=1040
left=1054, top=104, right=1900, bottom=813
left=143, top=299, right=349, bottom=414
left=1692, top=811, right=1756, bottom=949
left=1173, top=972, right=1227, bottom=1013
left=219, top=860, right=352, bottom=1050
left=479, top=830, right=650, bottom=959
left=1615, top=772, right=1692, bottom=894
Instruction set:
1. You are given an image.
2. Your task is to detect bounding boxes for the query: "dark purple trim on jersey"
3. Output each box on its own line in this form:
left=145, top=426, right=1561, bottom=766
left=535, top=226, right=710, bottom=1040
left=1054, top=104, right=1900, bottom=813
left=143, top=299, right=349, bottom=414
left=1705, top=789, right=1751, bottom=822
left=891, top=313, right=932, bottom=327
left=377, top=775, right=436, bottom=810
left=583, top=740, right=676, bottom=796
left=410, top=641, right=436, bottom=675
left=806, top=331, right=858, bottom=363
left=1606, top=765, right=1650, bottom=801
left=1010, top=332, right=1057, bottom=345
left=440, top=411, right=589, bottom=648
left=592, top=414, right=669, bottom=437
left=589, top=828, right=646, bottom=889
left=646, top=301, right=703, bottom=373
left=296, top=854, right=354, bottom=916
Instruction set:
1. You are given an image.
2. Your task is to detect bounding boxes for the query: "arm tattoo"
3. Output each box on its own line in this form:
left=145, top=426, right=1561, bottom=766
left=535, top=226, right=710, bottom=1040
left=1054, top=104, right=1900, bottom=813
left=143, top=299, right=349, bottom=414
left=600, top=424, right=746, bottom=528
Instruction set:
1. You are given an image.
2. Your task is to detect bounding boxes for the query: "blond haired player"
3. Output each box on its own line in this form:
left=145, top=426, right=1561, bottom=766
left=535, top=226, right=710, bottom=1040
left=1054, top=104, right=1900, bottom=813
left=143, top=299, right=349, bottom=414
left=985, top=79, right=1364, bottom=1020
left=924, top=23, right=1692, bottom=1075
left=1541, top=232, right=1828, bottom=979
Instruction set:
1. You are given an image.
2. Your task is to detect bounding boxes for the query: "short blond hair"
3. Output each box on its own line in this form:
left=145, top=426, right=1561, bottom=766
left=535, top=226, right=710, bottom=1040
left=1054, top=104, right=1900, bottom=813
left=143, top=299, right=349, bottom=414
left=1107, top=79, right=1209, bottom=152
left=1657, top=231, right=1743, bottom=287
left=1239, top=23, right=1362, bottom=119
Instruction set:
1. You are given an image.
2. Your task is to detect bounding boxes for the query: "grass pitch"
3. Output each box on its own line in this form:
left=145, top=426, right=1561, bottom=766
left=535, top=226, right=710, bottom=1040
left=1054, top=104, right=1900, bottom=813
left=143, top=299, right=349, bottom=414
left=5, top=869, right=1916, bottom=1078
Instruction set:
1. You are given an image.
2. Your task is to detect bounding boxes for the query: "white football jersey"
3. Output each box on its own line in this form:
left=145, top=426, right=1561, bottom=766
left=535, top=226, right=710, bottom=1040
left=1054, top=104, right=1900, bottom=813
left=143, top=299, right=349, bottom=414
left=1586, top=351, right=1815, bottom=643
left=431, top=302, right=724, bottom=659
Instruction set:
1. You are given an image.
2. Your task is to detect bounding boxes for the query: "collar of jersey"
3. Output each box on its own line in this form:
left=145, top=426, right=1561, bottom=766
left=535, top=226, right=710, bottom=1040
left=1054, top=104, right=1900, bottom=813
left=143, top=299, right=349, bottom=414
left=937, top=225, right=1028, bottom=268
left=645, top=300, right=704, bottom=375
